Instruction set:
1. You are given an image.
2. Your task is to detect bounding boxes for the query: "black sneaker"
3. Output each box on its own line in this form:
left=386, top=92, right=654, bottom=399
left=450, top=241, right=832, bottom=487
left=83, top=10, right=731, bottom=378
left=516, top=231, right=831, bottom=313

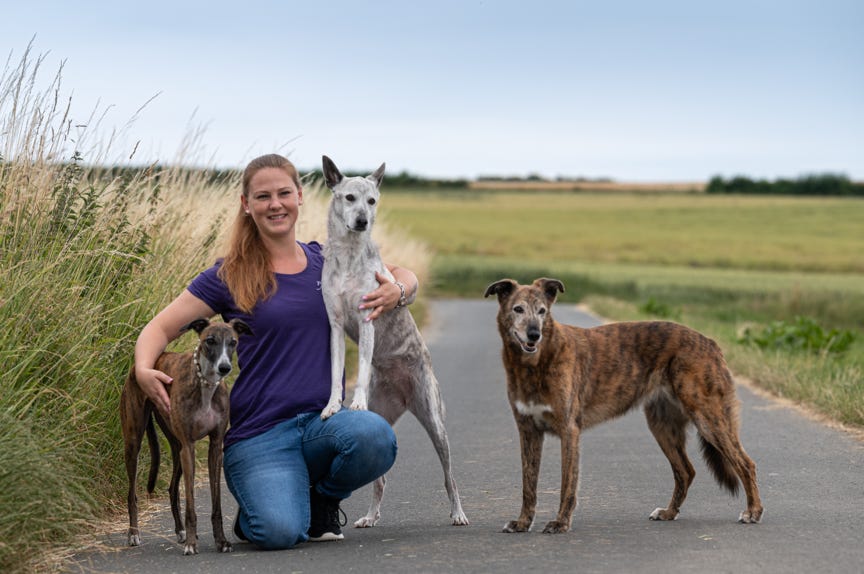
left=308, top=488, right=346, bottom=541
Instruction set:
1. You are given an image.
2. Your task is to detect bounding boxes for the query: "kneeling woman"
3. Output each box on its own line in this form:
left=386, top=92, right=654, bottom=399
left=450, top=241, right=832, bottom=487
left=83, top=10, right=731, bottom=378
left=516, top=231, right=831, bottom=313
left=133, top=154, right=416, bottom=548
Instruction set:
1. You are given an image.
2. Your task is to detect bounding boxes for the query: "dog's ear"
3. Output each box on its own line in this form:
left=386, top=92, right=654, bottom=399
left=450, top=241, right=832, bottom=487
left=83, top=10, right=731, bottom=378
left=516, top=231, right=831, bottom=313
left=484, top=279, right=518, bottom=302
left=535, top=278, right=565, bottom=304
left=368, top=162, right=386, bottom=188
left=181, top=318, right=210, bottom=335
left=322, top=155, right=343, bottom=189
left=229, top=318, right=254, bottom=337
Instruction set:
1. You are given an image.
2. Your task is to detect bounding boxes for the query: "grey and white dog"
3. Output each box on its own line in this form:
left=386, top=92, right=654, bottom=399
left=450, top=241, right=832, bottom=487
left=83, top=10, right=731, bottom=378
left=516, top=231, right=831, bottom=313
left=320, top=155, right=469, bottom=528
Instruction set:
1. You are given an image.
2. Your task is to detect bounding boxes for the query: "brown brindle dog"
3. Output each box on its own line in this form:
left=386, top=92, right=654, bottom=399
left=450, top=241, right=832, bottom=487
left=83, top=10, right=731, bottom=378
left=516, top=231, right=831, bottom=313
left=121, top=318, right=251, bottom=555
left=484, top=278, right=763, bottom=534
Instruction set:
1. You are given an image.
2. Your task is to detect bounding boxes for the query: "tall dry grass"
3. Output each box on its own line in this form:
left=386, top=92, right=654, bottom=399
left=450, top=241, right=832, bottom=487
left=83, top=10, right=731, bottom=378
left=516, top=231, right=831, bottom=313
left=0, top=44, right=429, bottom=573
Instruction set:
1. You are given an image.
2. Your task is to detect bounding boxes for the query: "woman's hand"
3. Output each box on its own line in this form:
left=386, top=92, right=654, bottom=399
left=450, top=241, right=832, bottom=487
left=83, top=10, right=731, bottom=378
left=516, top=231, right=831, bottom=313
left=359, top=271, right=403, bottom=321
left=135, top=366, right=174, bottom=416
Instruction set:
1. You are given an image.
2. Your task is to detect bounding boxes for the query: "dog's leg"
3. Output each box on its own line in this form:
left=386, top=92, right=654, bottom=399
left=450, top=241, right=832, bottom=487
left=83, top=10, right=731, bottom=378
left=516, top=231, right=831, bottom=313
left=544, top=424, right=580, bottom=533
left=504, top=423, right=544, bottom=533
left=322, top=313, right=347, bottom=419
left=179, top=441, right=199, bottom=555
left=694, top=405, right=764, bottom=524
left=355, top=387, right=406, bottom=527
left=410, top=373, right=469, bottom=525
left=645, top=397, right=695, bottom=521
left=350, top=319, right=374, bottom=411
left=121, top=383, right=150, bottom=547
left=155, top=415, right=186, bottom=544
left=208, top=433, right=233, bottom=552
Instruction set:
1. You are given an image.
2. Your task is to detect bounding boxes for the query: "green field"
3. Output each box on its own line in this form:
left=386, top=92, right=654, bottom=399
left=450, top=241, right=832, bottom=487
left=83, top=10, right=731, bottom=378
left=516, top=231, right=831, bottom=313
left=379, top=188, right=864, bottom=429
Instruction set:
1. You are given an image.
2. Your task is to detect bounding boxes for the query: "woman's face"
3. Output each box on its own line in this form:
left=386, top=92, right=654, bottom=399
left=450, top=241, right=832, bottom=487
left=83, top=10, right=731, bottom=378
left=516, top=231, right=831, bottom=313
left=242, top=167, right=303, bottom=241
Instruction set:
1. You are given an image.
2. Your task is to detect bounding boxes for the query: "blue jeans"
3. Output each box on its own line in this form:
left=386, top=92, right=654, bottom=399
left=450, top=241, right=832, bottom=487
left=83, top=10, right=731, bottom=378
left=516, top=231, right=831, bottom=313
left=223, top=410, right=397, bottom=550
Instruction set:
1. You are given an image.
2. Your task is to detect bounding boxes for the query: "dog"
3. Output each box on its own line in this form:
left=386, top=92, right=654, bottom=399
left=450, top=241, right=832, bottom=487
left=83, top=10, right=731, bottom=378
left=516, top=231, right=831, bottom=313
left=319, top=155, right=468, bottom=528
left=484, top=277, right=763, bottom=533
left=121, top=318, right=251, bottom=555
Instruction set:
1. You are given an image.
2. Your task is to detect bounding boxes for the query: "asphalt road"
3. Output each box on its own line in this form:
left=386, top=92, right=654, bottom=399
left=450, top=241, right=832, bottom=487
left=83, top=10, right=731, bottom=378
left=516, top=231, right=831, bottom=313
left=70, top=299, right=864, bottom=573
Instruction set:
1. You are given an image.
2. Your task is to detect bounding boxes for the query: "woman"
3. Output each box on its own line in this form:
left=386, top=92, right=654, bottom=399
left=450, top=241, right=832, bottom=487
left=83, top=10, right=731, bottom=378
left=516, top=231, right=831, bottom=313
left=134, top=154, right=411, bottom=549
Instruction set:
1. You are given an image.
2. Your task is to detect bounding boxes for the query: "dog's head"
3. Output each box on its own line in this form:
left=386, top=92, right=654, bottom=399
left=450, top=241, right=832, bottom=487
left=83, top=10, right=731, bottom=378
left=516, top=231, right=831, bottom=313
left=484, top=278, right=565, bottom=355
left=182, top=318, right=253, bottom=381
left=322, top=155, right=385, bottom=234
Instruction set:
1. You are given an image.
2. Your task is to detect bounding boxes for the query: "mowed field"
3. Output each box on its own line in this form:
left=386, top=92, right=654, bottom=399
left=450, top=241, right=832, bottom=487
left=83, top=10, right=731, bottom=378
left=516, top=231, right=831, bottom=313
left=378, top=188, right=864, bottom=429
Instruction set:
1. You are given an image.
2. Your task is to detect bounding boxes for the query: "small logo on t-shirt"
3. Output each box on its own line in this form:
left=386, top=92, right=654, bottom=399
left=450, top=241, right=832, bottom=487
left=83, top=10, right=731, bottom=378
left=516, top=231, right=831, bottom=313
left=316, top=280, right=322, bottom=291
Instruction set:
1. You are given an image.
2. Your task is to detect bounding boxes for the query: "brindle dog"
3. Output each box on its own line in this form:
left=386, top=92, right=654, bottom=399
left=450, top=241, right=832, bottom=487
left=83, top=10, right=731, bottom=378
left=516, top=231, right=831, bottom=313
left=485, top=278, right=763, bottom=534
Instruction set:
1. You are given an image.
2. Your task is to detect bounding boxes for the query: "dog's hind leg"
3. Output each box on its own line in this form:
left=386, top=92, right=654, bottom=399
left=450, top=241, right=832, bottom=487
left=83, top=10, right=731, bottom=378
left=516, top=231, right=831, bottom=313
left=121, top=385, right=150, bottom=547
left=644, top=394, right=695, bottom=521
left=355, top=387, right=408, bottom=528
left=692, top=393, right=763, bottom=524
left=409, top=372, right=469, bottom=525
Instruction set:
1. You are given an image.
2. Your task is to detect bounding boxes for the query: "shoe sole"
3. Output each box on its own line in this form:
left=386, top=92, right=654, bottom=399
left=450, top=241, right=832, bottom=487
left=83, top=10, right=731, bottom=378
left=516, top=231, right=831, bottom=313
left=307, top=532, right=345, bottom=542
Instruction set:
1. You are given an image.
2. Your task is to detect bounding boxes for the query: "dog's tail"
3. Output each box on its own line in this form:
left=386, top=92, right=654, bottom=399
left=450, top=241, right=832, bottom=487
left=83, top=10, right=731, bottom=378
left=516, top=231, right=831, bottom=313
left=145, top=417, right=160, bottom=494
left=699, top=436, right=740, bottom=496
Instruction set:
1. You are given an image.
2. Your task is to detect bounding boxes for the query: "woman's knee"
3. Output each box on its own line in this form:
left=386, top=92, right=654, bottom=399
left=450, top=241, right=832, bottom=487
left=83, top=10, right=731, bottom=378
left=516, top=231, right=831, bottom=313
left=245, top=509, right=307, bottom=550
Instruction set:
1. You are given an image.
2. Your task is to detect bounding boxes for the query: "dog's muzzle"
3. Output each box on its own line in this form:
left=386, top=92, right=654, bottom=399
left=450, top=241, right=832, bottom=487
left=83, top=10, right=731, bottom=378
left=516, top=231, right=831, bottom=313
left=514, top=330, right=540, bottom=354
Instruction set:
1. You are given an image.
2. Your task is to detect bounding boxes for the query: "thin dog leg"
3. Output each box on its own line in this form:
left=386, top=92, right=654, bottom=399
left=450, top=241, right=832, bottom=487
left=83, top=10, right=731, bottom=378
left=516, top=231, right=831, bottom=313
left=504, top=424, right=544, bottom=532
left=351, top=320, right=375, bottom=411
left=180, top=443, right=198, bottom=555
left=645, top=398, right=695, bottom=521
left=322, top=319, right=347, bottom=419
left=208, top=436, right=232, bottom=552
left=122, top=393, right=150, bottom=546
left=409, top=376, right=468, bottom=525
left=544, top=424, right=580, bottom=533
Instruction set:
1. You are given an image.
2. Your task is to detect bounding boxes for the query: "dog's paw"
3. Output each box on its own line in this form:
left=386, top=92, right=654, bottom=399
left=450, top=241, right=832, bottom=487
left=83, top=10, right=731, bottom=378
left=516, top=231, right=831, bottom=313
left=353, top=514, right=379, bottom=528
left=738, top=508, right=764, bottom=524
left=542, top=520, right=570, bottom=534
left=183, top=543, right=198, bottom=556
left=451, top=511, right=470, bottom=526
left=649, top=507, right=679, bottom=521
left=502, top=519, right=532, bottom=533
left=321, top=401, right=342, bottom=420
left=127, top=532, right=141, bottom=546
left=349, top=400, right=368, bottom=411
left=217, top=540, right=233, bottom=553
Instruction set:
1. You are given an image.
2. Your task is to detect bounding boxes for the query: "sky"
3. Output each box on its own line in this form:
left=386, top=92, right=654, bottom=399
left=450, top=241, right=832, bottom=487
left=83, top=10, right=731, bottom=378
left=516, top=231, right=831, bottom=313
left=3, top=0, right=862, bottom=182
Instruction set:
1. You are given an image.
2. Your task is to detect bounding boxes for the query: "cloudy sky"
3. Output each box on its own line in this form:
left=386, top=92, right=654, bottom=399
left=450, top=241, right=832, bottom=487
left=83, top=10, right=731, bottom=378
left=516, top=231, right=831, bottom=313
left=3, top=0, right=862, bottom=181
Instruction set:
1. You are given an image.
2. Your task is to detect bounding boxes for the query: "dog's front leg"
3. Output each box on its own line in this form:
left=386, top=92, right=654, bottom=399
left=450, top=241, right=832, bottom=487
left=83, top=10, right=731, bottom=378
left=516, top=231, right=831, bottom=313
left=208, top=435, right=232, bottom=553
left=350, top=319, right=374, bottom=411
left=322, top=315, right=347, bottom=420
left=544, top=424, right=581, bottom=533
left=179, top=442, right=199, bottom=555
left=504, top=424, right=544, bottom=532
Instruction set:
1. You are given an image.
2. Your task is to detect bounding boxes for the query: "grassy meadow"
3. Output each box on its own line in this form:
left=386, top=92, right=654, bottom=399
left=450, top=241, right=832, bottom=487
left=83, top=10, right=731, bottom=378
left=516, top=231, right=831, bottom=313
left=0, top=51, right=427, bottom=573
left=380, top=188, right=864, bottom=428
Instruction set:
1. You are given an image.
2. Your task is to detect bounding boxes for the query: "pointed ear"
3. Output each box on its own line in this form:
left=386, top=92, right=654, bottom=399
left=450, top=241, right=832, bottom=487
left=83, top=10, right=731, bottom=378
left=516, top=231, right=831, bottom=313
left=229, top=318, right=254, bottom=337
left=322, top=155, right=343, bottom=189
left=367, top=162, right=386, bottom=187
left=484, top=279, right=518, bottom=302
left=535, top=278, right=565, bottom=304
left=181, top=318, right=210, bottom=335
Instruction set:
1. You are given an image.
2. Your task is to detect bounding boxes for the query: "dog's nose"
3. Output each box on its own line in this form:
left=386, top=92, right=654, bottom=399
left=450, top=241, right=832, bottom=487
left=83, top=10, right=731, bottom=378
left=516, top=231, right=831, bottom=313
left=527, top=327, right=541, bottom=342
left=218, top=363, right=232, bottom=376
left=354, top=216, right=368, bottom=230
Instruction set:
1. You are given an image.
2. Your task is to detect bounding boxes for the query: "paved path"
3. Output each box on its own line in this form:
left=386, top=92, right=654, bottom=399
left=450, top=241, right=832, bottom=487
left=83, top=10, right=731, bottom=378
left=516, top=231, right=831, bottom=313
left=70, top=300, right=864, bottom=573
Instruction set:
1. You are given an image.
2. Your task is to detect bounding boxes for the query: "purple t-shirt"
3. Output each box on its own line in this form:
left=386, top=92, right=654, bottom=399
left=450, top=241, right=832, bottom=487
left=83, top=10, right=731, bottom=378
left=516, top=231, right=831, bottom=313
left=187, top=241, right=338, bottom=448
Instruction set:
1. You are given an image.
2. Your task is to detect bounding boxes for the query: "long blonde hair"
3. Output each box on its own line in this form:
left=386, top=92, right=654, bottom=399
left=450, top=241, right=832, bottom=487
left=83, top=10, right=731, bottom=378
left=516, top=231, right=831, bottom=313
left=218, top=154, right=302, bottom=313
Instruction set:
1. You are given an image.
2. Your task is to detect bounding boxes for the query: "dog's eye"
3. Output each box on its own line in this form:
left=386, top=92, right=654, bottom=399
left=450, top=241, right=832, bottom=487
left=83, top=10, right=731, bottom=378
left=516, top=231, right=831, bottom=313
left=367, top=198, right=376, bottom=205
left=538, top=308, right=547, bottom=315
left=205, top=337, right=217, bottom=345
left=514, top=305, right=524, bottom=314
left=345, top=194, right=355, bottom=202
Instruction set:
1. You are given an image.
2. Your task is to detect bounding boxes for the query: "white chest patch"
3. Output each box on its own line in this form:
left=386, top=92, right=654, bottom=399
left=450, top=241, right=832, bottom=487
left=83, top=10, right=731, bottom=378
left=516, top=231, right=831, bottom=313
left=514, top=400, right=553, bottom=425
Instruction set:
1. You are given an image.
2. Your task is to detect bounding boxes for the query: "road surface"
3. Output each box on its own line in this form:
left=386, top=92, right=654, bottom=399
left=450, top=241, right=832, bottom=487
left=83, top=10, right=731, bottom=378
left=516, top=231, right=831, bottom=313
left=69, top=299, right=864, bottom=573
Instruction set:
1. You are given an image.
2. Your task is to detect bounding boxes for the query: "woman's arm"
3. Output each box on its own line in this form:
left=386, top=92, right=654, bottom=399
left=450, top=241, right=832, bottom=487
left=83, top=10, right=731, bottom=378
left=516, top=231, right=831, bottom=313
left=134, top=289, right=216, bottom=414
left=359, top=264, right=419, bottom=322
